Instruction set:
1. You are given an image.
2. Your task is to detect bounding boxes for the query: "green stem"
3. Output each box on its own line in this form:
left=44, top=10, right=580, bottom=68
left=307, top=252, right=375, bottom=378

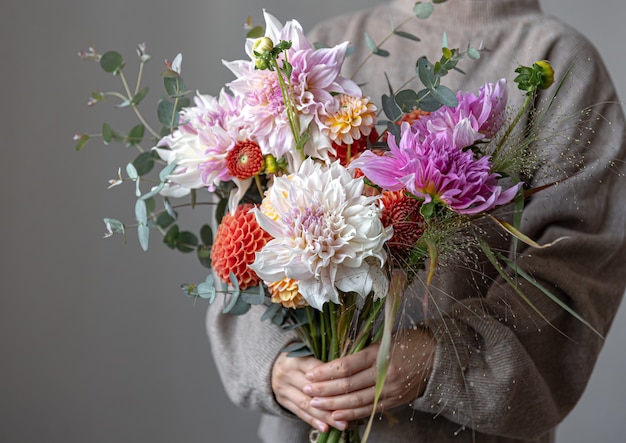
left=118, top=70, right=160, bottom=139
left=329, top=303, right=339, bottom=360
left=271, top=57, right=301, bottom=153
left=350, top=15, right=415, bottom=79
left=306, top=307, right=320, bottom=359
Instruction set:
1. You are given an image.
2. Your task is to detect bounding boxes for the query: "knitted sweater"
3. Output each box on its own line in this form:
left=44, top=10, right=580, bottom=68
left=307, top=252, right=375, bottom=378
left=207, top=1, right=626, bottom=441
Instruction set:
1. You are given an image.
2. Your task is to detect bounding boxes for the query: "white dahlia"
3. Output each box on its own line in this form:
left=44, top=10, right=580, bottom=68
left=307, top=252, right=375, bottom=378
left=250, top=158, right=392, bottom=310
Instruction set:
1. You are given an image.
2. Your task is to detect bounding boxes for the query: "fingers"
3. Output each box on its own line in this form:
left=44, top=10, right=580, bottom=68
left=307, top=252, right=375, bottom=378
left=306, top=344, right=379, bottom=383
left=271, top=353, right=349, bottom=432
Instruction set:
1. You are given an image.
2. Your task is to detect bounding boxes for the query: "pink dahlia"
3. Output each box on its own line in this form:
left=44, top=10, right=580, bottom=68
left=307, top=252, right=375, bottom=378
left=351, top=123, right=521, bottom=215
left=411, top=79, right=508, bottom=149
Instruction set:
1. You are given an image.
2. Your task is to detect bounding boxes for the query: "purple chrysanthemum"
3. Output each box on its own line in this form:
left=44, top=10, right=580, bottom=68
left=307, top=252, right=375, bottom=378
left=351, top=123, right=521, bottom=214
left=412, top=79, right=508, bottom=149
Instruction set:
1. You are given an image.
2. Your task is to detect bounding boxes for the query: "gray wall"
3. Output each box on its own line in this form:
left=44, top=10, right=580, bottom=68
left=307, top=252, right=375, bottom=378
left=1, top=1, right=624, bottom=442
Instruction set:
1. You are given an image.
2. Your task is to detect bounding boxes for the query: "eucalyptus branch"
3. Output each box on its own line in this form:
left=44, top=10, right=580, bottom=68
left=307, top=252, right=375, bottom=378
left=350, top=15, right=415, bottom=79
left=118, top=70, right=161, bottom=139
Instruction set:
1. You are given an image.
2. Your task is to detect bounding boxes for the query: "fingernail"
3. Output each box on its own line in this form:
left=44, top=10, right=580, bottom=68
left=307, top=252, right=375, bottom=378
left=313, top=419, right=327, bottom=433
left=310, top=398, right=322, bottom=407
left=334, top=420, right=348, bottom=431
left=305, top=371, right=314, bottom=380
left=303, top=385, right=312, bottom=395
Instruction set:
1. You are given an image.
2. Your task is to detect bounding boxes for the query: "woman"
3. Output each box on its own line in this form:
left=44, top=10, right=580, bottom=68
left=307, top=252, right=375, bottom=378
left=207, top=1, right=626, bottom=441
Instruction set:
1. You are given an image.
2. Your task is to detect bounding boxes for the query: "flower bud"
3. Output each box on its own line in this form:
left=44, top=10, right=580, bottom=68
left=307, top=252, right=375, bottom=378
left=253, top=37, right=274, bottom=56
left=534, top=60, right=554, bottom=90
left=264, top=154, right=278, bottom=174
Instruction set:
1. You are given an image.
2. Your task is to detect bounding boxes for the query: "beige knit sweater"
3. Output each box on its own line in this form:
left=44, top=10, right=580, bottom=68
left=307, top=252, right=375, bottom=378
left=207, top=1, right=626, bottom=441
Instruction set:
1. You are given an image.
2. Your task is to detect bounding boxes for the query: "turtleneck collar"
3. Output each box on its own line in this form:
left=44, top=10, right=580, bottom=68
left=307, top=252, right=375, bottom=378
left=391, top=0, right=542, bottom=28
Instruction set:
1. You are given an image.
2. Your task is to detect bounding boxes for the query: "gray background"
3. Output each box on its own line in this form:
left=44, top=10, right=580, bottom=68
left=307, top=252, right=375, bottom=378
left=1, top=1, right=624, bottom=442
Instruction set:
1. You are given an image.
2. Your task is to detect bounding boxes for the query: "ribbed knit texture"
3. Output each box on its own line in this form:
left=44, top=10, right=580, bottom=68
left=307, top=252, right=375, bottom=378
left=206, top=1, right=626, bottom=441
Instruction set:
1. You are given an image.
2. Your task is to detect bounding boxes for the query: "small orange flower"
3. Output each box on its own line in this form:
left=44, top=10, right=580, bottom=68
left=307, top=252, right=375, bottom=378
left=267, top=278, right=308, bottom=309
left=323, top=94, right=377, bottom=145
left=379, top=190, right=425, bottom=253
left=211, top=203, right=272, bottom=290
left=226, top=140, right=265, bottom=179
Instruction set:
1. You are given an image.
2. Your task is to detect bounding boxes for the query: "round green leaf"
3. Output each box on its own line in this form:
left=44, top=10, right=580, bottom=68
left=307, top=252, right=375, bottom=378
left=413, top=2, right=435, bottom=19
left=100, top=51, right=125, bottom=74
left=132, top=151, right=155, bottom=176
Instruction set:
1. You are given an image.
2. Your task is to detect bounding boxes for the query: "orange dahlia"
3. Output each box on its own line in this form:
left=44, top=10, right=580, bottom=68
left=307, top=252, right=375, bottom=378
left=267, top=278, right=308, bottom=309
left=211, top=203, right=272, bottom=290
left=226, top=140, right=265, bottom=180
left=379, top=190, right=425, bottom=253
left=323, top=94, right=377, bottom=145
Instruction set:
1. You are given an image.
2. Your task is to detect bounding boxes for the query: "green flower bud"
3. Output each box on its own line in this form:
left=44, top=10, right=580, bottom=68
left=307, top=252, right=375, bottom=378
left=253, top=37, right=274, bottom=56
left=534, top=60, right=554, bottom=89
left=264, top=154, right=278, bottom=174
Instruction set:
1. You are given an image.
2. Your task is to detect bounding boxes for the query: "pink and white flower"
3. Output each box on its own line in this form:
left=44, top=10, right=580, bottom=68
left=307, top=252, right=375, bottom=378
left=154, top=89, right=256, bottom=211
left=223, top=10, right=361, bottom=169
left=351, top=122, right=521, bottom=215
left=250, top=158, right=391, bottom=310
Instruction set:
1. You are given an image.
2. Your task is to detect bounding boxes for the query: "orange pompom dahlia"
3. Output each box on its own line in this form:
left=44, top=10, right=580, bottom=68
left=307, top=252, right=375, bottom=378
left=226, top=140, right=265, bottom=180
left=211, top=203, right=273, bottom=290
left=379, top=190, right=425, bottom=252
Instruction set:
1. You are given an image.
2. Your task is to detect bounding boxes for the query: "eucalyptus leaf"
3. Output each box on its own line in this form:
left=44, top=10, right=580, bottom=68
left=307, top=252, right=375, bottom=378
left=282, top=342, right=309, bottom=353
left=215, top=198, right=228, bottom=225
left=164, top=76, right=187, bottom=98
left=223, top=290, right=242, bottom=314
left=467, top=47, right=481, bottom=60
left=135, top=199, right=149, bottom=251
left=431, top=85, right=458, bottom=107
left=75, top=134, right=90, bottom=151
left=176, top=231, right=198, bottom=253
left=155, top=211, right=175, bottom=229
left=126, top=163, right=138, bottom=181
left=103, top=218, right=125, bottom=236
left=287, top=348, right=314, bottom=358
left=157, top=99, right=177, bottom=129
left=132, top=151, right=154, bottom=176
left=196, top=245, right=212, bottom=269
left=246, top=25, right=264, bottom=39
left=163, top=198, right=176, bottom=219
left=393, top=30, right=421, bottom=42
left=241, top=286, right=265, bottom=305
left=395, top=89, right=420, bottom=112
left=382, top=94, right=403, bottom=122
left=100, top=51, right=124, bottom=74
left=260, top=303, right=282, bottom=322
left=126, top=124, right=145, bottom=146
left=417, top=56, right=436, bottom=89
left=102, top=123, right=114, bottom=145
left=413, top=2, right=435, bottom=19
left=163, top=224, right=179, bottom=249
left=131, top=87, right=149, bottom=106
left=200, top=224, right=213, bottom=246
left=416, top=88, right=442, bottom=112
left=225, top=296, right=252, bottom=316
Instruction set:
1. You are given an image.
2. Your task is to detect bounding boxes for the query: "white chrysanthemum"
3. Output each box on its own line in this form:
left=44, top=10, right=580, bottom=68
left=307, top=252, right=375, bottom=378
left=250, top=158, right=392, bottom=310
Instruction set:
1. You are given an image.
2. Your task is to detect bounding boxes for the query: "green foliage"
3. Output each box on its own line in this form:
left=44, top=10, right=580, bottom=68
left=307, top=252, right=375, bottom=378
left=126, top=124, right=145, bottom=147
left=100, top=51, right=124, bottom=74
left=364, top=32, right=390, bottom=57
left=74, top=134, right=90, bottom=151
left=132, top=151, right=155, bottom=176
left=246, top=25, right=264, bottom=39
left=413, top=2, right=435, bottom=19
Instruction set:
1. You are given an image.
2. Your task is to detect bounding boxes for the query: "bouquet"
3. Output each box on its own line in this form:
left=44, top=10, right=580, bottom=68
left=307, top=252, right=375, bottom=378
left=76, top=3, right=598, bottom=442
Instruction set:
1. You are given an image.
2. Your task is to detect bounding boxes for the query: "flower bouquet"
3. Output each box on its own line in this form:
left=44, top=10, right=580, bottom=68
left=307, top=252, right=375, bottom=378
left=76, top=2, right=598, bottom=442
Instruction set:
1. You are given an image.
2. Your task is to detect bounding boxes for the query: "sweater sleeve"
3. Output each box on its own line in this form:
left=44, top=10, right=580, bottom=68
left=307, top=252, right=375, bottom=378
left=206, top=296, right=299, bottom=418
left=410, top=29, right=626, bottom=440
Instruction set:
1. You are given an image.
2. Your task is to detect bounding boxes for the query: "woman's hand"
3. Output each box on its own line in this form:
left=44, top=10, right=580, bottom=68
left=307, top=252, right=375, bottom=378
left=271, top=353, right=349, bottom=433
left=303, top=327, right=436, bottom=423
